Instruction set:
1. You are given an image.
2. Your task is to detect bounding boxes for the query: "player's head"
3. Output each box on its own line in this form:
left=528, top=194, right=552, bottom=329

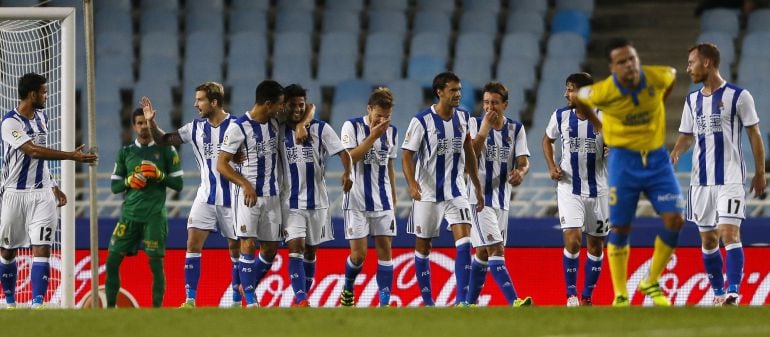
left=254, top=80, right=285, bottom=116
left=606, top=38, right=640, bottom=86
left=432, top=71, right=461, bottom=108
left=131, top=108, right=151, bottom=140
left=18, top=72, right=48, bottom=109
left=687, top=43, right=720, bottom=84
left=284, top=84, right=307, bottom=124
left=482, top=81, right=509, bottom=117
left=564, top=72, right=594, bottom=108
left=194, top=81, right=224, bottom=118
left=367, top=87, right=394, bottom=125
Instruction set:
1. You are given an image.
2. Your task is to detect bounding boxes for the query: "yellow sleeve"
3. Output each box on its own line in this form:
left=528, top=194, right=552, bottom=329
left=646, top=65, right=677, bottom=90
left=577, top=82, right=604, bottom=109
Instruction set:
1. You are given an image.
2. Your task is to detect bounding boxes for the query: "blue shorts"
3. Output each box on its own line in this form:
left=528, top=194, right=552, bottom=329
left=607, top=147, right=684, bottom=226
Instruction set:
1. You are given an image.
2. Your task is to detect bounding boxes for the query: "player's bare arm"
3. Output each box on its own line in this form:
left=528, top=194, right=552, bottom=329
left=348, top=118, right=390, bottom=163
left=670, top=133, right=695, bottom=166
left=575, top=100, right=602, bottom=132
left=746, top=124, right=767, bottom=198
left=294, top=103, right=315, bottom=143
left=402, top=149, right=421, bottom=201
left=542, top=133, right=564, bottom=181
left=509, top=155, right=530, bottom=186
left=141, top=96, right=183, bottom=147
left=51, top=185, right=66, bottom=207
left=463, top=133, right=484, bottom=211
left=471, top=111, right=496, bottom=157
left=217, top=150, right=257, bottom=207
left=19, top=142, right=97, bottom=163
left=338, top=150, right=353, bottom=192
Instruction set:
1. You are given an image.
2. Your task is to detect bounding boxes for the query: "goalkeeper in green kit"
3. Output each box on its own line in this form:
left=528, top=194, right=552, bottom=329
left=106, top=108, right=184, bottom=307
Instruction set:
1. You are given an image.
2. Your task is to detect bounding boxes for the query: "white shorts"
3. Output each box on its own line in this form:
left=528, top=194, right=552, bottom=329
left=557, top=192, right=610, bottom=237
left=686, top=184, right=745, bottom=231
left=188, top=202, right=236, bottom=239
left=407, top=197, right=473, bottom=239
left=470, top=206, right=508, bottom=247
left=284, top=208, right=334, bottom=246
left=234, top=195, right=283, bottom=242
left=0, top=189, right=58, bottom=249
left=343, top=209, right=396, bottom=240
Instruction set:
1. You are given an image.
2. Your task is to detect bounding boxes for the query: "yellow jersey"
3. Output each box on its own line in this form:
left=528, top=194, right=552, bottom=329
left=577, top=65, right=676, bottom=152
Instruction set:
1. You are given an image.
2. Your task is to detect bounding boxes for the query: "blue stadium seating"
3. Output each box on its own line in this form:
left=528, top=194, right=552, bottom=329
left=363, top=55, right=403, bottom=83
left=229, top=10, right=269, bottom=33
left=412, top=11, right=451, bottom=34
left=133, top=79, right=174, bottom=128
left=273, top=32, right=312, bottom=58
left=407, top=55, right=447, bottom=88
left=453, top=57, right=492, bottom=89
left=455, top=33, right=496, bottom=64
left=369, top=0, right=408, bottom=11
left=409, top=32, right=450, bottom=62
left=95, top=10, right=132, bottom=34
left=696, top=31, right=735, bottom=66
left=500, top=32, right=540, bottom=64
left=226, top=34, right=268, bottom=83
left=747, top=8, right=770, bottom=33
left=274, top=10, right=314, bottom=34
left=368, top=10, right=408, bottom=36
left=140, top=32, right=179, bottom=59
left=333, top=79, right=372, bottom=105
left=555, top=0, right=595, bottom=18
left=326, top=0, right=365, bottom=12
left=701, top=8, right=740, bottom=38
left=509, top=0, right=548, bottom=14
left=139, top=10, right=179, bottom=34
left=459, top=10, right=499, bottom=34
left=505, top=10, right=546, bottom=38
left=141, top=0, right=178, bottom=12
left=462, top=0, right=501, bottom=12
left=272, top=54, right=312, bottom=85
left=416, top=0, right=455, bottom=13
left=322, top=9, right=361, bottom=33
left=546, top=32, right=587, bottom=60
left=231, top=0, right=270, bottom=11
left=185, top=0, right=224, bottom=16
left=138, top=55, right=179, bottom=86
left=186, top=12, right=225, bottom=34
left=317, top=32, right=359, bottom=86
left=385, top=79, right=424, bottom=134
left=277, top=0, right=315, bottom=11
left=551, top=10, right=591, bottom=42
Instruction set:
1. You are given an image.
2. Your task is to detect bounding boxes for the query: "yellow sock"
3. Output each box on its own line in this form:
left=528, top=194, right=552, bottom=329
left=607, top=243, right=630, bottom=297
left=648, top=236, right=675, bottom=284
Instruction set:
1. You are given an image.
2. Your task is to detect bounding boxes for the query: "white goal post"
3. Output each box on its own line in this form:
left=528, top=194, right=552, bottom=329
left=0, top=7, right=76, bottom=308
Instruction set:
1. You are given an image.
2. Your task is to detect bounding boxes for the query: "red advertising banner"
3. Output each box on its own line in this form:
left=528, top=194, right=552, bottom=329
left=67, top=248, right=770, bottom=307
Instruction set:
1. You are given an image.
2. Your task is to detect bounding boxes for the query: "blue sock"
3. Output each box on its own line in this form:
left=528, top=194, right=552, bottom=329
left=563, top=249, right=579, bottom=297
left=466, top=256, right=488, bottom=305
left=184, top=253, right=201, bottom=300
left=289, top=254, right=307, bottom=302
left=725, top=243, right=744, bottom=294
left=582, top=253, right=603, bottom=299
left=414, top=252, right=434, bottom=306
left=0, top=258, right=17, bottom=304
left=377, top=260, right=393, bottom=306
left=344, top=256, right=362, bottom=292
left=702, top=247, right=725, bottom=296
left=488, top=256, right=518, bottom=304
left=304, top=258, right=316, bottom=294
left=455, top=238, right=472, bottom=305
left=31, top=258, right=49, bottom=304
left=231, top=257, right=242, bottom=303
left=253, top=253, right=273, bottom=288
left=238, top=253, right=258, bottom=304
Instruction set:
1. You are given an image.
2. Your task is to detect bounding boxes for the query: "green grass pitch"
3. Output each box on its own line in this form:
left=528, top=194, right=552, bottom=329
left=2, top=307, right=770, bottom=337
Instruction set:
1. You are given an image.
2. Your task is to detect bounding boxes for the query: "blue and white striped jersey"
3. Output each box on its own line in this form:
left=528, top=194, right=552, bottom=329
left=1, top=109, right=54, bottom=190
left=178, top=114, right=238, bottom=206
left=679, top=83, right=759, bottom=186
left=468, top=116, right=530, bottom=209
left=280, top=120, right=346, bottom=210
left=545, top=107, right=608, bottom=197
left=340, top=116, right=398, bottom=211
left=402, top=106, right=472, bottom=202
left=220, top=113, right=280, bottom=197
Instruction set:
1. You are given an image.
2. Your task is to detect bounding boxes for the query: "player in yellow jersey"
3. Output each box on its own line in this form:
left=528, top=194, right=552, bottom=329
left=575, top=38, right=685, bottom=307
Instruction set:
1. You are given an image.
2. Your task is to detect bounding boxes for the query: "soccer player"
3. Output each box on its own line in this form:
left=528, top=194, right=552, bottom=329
left=575, top=38, right=685, bottom=307
left=106, top=108, right=183, bottom=308
left=671, top=43, right=766, bottom=305
left=143, top=82, right=242, bottom=308
left=279, top=84, right=353, bottom=307
left=216, top=80, right=285, bottom=307
left=402, top=72, right=484, bottom=307
left=465, top=82, right=533, bottom=307
left=337, top=88, right=398, bottom=307
left=0, top=73, right=97, bottom=309
left=543, top=73, right=608, bottom=307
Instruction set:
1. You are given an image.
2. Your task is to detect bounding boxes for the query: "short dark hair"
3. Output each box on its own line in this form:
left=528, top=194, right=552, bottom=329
left=18, top=72, right=47, bottom=100
left=254, top=80, right=284, bottom=105
left=432, top=71, right=460, bottom=99
left=195, top=81, right=224, bottom=106
left=131, top=108, right=144, bottom=125
left=605, top=38, right=634, bottom=61
left=284, top=84, right=307, bottom=101
left=689, top=43, right=721, bottom=68
left=565, top=72, right=594, bottom=88
left=368, top=87, right=394, bottom=109
left=481, top=82, right=508, bottom=102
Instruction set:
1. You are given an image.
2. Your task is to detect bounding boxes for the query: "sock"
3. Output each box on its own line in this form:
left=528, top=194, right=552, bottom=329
left=0, top=257, right=17, bottom=304
left=238, top=253, right=258, bottom=304
left=304, top=258, right=316, bottom=293
left=184, top=253, right=201, bottom=300
left=466, top=256, right=488, bottom=305
left=105, top=252, right=124, bottom=308
left=725, top=243, right=744, bottom=294
left=414, top=251, right=434, bottom=306
left=343, top=256, right=362, bottom=292
left=488, top=256, right=518, bottom=304
left=149, top=257, right=165, bottom=308
left=254, top=253, right=273, bottom=287
left=376, top=260, right=394, bottom=306
left=702, top=246, right=725, bottom=296
left=289, top=254, right=307, bottom=302
left=607, top=231, right=630, bottom=298
left=649, top=227, right=680, bottom=283
left=231, top=257, right=242, bottom=303
left=582, top=252, right=603, bottom=299
left=30, top=257, right=50, bottom=305
left=563, top=248, right=579, bottom=297
left=454, top=238, right=472, bottom=305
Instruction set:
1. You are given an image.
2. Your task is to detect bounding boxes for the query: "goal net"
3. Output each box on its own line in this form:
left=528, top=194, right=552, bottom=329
left=0, top=7, right=76, bottom=308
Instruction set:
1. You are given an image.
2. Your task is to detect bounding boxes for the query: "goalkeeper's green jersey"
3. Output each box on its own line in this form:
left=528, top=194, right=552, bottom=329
left=111, top=139, right=184, bottom=221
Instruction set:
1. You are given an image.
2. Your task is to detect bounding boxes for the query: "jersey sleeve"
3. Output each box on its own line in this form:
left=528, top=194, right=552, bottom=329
left=678, top=95, right=695, bottom=133
left=468, top=117, right=479, bottom=139
left=166, top=146, right=184, bottom=178
left=321, top=123, right=345, bottom=157
left=544, top=112, right=559, bottom=140
left=220, top=122, right=245, bottom=154
left=401, top=117, right=425, bottom=152
left=514, top=124, right=530, bottom=158
left=576, top=83, right=602, bottom=109
left=388, top=126, right=398, bottom=159
left=1, top=117, right=31, bottom=149
left=340, top=120, right=357, bottom=150
left=737, top=90, right=760, bottom=127
left=178, top=122, right=193, bottom=144
left=111, top=148, right=126, bottom=180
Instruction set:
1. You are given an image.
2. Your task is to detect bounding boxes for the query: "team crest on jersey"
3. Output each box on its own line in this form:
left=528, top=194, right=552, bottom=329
left=487, top=234, right=494, bottom=241
left=560, top=216, right=566, bottom=225
left=11, top=130, right=21, bottom=139
left=341, top=134, right=350, bottom=144
left=648, top=87, right=655, bottom=97
left=241, top=225, right=247, bottom=233
left=188, top=217, right=193, bottom=224
left=223, top=135, right=230, bottom=146
left=415, top=225, right=422, bottom=234
left=404, top=130, right=410, bottom=142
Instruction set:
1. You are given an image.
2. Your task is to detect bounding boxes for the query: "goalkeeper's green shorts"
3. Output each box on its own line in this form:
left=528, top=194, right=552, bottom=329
left=108, top=216, right=168, bottom=257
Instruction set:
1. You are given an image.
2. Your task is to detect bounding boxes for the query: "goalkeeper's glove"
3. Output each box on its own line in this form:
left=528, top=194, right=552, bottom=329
left=125, top=173, right=147, bottom=189
left=140, top=160, right=165, bottom=181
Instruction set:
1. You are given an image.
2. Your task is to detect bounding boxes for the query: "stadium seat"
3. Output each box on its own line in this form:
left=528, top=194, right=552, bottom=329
left=96, top=56, right=134, bottom=88
left=95, top=31, right=132, bottom=58
left=462, top=0, right=500, bottom=12
left=227, top=78, right=260, bottom=115
left=140, top=0, right=178, bottom=12
left=331, top=101, right=364, bottom=130
left=325, top=0, right=365, bottom=12
left=140, top=32, right=179, bottom=59
left=740, top=32, right=770, bottom=58
left=365, top=32, right=404, bottom=58
left=272, top=54, right=313, bottom=85
left=455, top=33, right=496, bottom=64
left=368, top=10, right=408, bottom=36
left=139, top=10, right=179, bottom=34
left=322, top=9, right=361, bottom=33
left=546, top=32, right=587, bottom=60
left=369, top=0, right=408, bottom=11
left=185, top=0, right=225, bottom=16
left=460, top=81, right=477, bottom=113
left=459, top=10, right=499, bottom=35
left=747, top=8, right=770, bottom=33
left=700, top=8, right=740, bottom=38
left=496, top=59, right=537, bottom=91
left=229, top=10, right=269, bottom=33
left=230, top=0, right=270, bottom=11
left=453, top=58, right=492, bottom=89
left=95, top=10, right=132, bottom=35
left=505, top=10, right=546, bottom=38
left=551, top=10, right=591, bottom=42
left=500, top=32, right=540, bottom=64
left=509, top=0, right=548, bottom=14
left=229, top=32, right=269, bottom=62
left=696, top=31, right=735, bottom=66
left=277, top=0, right=315, bottom=11
left=133, top=79, right=174, bottom=128
left=385, top=79, right=424, bottom=133
left=304, top=80, right=323, bottom=105
left=555, top=0, right=595, bottom=18
left=93, top=0, right=131, bottom=12
left=416, top=0, right=455, bottom=13
left=275, top=10, right=315, bottom=34
left=138, top=55, right=179, bottom=86
left=407, top=55, right=447, bottom=88
left=273, top=32, right=312, bottom=58
left=333, top=79, right=372, bottom=105
left=412, top=11, right=451, bottom=34
left=409, top=32, right=450, bottom=62
left=363, top=55, right=403, bottom=83
left=186, top=12, right=225, bottom=34
left=540, top=57, right=582, bottom=82
left=317, top=32, right=359, bottom=86
left=185, top=31, right=225, bottom=67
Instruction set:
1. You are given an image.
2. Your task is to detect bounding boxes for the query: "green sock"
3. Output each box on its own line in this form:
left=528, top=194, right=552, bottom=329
left=105, top=252, right=124, bottom=308
left=149, top=257, right=165, bottom=307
